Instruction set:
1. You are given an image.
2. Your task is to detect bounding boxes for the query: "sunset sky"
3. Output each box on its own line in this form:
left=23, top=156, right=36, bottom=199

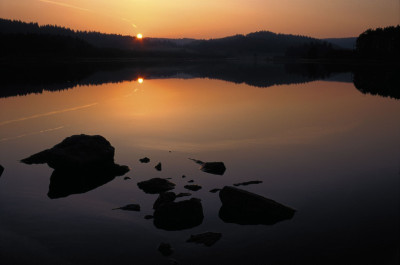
left=1, top=0, right=399, bottom=38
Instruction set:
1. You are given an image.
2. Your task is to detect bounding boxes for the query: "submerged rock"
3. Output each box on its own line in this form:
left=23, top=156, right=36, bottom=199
left=189, top=158, right=226, bottom=175
left=144, top=215, right=154, bottom=220
left=219, top=186, right=295, bottom=225
left=233, top=180, right=263, bottom=187
left=186, top=232, right=222, bottom=247
left=113, top=204, right=140, bottom=211
left=153, top=192, right=176, bottom=209
left=158, top=243, right=173, bottom=256
left=184, top=184, right=202, bottom=191
left=0, top=165, right=4, bottom=178
left=155, top=162, right=162, bottom=171
left=124, top=176, right=131, bottom=180
left=139, top=157, right=150, bottom=163
left=188, top=180, right=194, bottom=183
left=154, top=198, right=204, bottom=231
left=137, top=178, right=176, bottom=194
left=209, top=188, right=221, bottom=193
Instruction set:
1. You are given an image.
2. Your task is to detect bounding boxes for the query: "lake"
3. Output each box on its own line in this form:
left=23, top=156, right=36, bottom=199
left=0, top=62, right=399, bottom=265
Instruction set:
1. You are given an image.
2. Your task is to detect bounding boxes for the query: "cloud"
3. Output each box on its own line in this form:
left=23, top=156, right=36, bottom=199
left=39, top=0, right=91, bottom=12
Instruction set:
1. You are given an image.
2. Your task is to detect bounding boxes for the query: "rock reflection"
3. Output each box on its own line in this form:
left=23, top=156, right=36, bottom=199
left=218, top=186, right=295, bottom=225
left=153, top=198, right=204, bottom=231
left=48, top=165, right=128, bottom=199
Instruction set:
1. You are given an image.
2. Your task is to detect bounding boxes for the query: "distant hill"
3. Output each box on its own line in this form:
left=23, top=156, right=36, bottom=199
left=323, top=37, right=357, bottom=50
left=184, top=31, right=322, bottom=56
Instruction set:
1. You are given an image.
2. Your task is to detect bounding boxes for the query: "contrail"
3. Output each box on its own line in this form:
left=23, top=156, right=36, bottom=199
left=39, top=0, right=91, bottom=12
left=0, top=126, right=65, bottom=142
left=0, top=103, right=98, bottom=127
left=38, top=0, right=139, bottom=32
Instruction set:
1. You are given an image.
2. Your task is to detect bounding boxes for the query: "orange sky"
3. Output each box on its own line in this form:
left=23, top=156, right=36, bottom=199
left=0, top=0, right=399, bottom=38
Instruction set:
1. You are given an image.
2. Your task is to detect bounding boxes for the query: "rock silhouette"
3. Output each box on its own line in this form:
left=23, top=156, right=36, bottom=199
left=153, top=192, right=176, bottom=209
left=184, top=184, right=202, bottom=191
left=189, top=158, right=226, bottom=175
left=233, top=180, right=263, bottom=187
left=139, top=157, right=150, bottom=163
left=21, top=134, right=129, bottom=199
left=219, top=186, right=295, bottom=225
left=155, top=162, right=162, bottom=171
left=153, top=198, right=204, bottom=231
left=0, top=165, right=4, bottom=178
left=137, top=178, right=175, bottom=194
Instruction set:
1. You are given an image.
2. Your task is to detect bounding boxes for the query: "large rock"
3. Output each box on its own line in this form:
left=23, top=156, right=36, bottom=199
left=21, top=134, right=129, bottom=199
left=219, top=186, right=295, bottom=225
left=21, top=134, right=118, bottom=169
left=154, top=198, right=204, bottom=231
left=137, top=178, right=175, bottom=194
left=153, top=192, right=176, bottom=209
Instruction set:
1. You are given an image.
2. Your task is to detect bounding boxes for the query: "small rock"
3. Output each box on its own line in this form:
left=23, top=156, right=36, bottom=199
left=176, top=193, right=191, bottom=198
left=189, top=158, right=226, bottom=175
left=233, top=180, right=262, bottom=187
left=145, top=215, right=154, bottom=220
left=0, top=165, right=4, bottom=178
left=209, top=188, right=221, bottom=193
left=124, top=176, right=131, bottom=180
left=182, top=175, right=186, bottom=178
left=188, top=180, right=194, bottom=183
left=155, top=162, right=162, bottom=171
left=184, top=185, right=202, bottom=191
left=158, top=243, right=173, bottom=256
left=113, top=204, right=140, bottom=211
left=139, top=157, right=150, bottom=163
left=137, top=178, right=175, bottom=194
left=186, top=232, right=222, bottom=247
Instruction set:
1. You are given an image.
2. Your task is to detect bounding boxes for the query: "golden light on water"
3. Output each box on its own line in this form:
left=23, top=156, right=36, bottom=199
left=138, top=78, right=144, bottom=84
left=136, top=33, right=143, bottom=39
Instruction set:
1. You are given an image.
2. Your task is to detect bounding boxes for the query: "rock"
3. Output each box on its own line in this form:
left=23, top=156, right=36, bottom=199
left=153, top=192, right=176, bottom=209
left=176, top=193, right=191, bottom=198
left=219, top=186, right=295, bottom=225
left=209, top=188, right=221, bottom=193
left=113, top=204, right=140, bottom=211
left=144, top=215, right=154, bottom=220
left=233, top=180, right=262, bottom=187
left=158, top=243, right=173, bottom=256
left=124, top=176, right=131, bottom=180
left=137, top=178, right=175, bottom=194
left=154, top=198, right=204, bottom=231
left=139, top=157, right=150, bottom=163
left=155, top=162, right=162, bottom=171
left=182, top=175, right=186, bottom=178
left=0, top=165, right=4, bottom=178
left=189, top=158, right=226, bottom=175
left=21, top=134, right=119, bottom=169
left=184, top=185, right=202, bottom=191
left=188, top=180, right=194, bottom=183
left=20, top=135, right=129, bottom=199
left=186, top=232, right=222, bottom=247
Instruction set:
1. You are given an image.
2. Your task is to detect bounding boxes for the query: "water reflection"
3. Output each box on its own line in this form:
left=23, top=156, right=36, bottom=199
left=1, top=61, right=398, bottom=100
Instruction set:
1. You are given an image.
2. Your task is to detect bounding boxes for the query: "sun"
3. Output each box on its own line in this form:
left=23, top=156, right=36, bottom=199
left=136, top=33, right=143, bottom=39
left=137, top=77, right=144, bottom=84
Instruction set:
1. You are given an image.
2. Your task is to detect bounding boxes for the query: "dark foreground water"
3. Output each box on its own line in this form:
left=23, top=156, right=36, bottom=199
left=0, top=63, right=399, bottom=265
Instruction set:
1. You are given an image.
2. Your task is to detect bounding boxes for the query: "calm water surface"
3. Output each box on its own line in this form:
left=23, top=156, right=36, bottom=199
left=0, top=73, right=399, bottom=264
